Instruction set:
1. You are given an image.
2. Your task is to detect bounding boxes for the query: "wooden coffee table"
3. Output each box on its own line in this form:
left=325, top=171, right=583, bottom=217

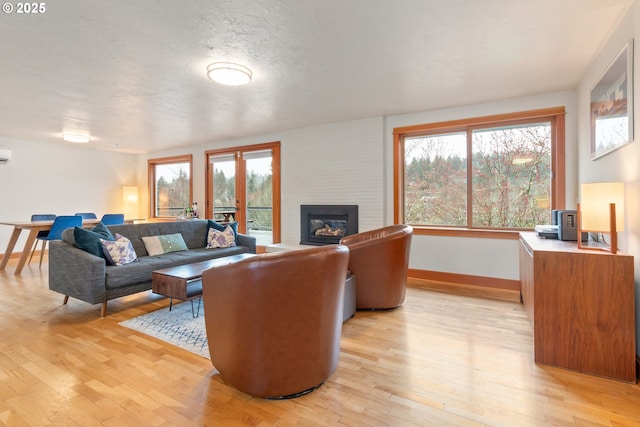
left=152, top=253, right=255, bottom=317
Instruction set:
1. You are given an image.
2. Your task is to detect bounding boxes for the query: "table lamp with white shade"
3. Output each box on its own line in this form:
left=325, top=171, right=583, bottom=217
left=577, top=182, right=624, bottom=254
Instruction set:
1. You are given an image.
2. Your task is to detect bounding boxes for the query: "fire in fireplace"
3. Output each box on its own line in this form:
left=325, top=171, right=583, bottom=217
left=300, top=205, right=358, bottom=245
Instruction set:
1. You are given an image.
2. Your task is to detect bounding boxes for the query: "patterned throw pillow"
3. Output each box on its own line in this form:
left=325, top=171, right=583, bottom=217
left=206, top=220, right=238, bottom=245
left=100, top=233, right=137, bottom=266
left=141, top=233, right=188, bottom=256
left=206, top=225, right=237, bottom=248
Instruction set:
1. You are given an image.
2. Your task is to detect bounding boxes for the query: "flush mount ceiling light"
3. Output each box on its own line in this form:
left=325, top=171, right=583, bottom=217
left=62, top=133, right=91, bottom=143
left=207, top=62, right=252, bottom=86
left=512, top=156, right=533, bottom=165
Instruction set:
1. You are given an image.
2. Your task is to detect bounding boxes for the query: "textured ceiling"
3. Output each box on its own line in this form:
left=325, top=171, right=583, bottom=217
left=0, top=0, right=633, bottom=153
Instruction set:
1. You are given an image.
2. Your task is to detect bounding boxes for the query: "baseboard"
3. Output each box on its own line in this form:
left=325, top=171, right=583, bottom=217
left=1, top=249, right=45, bottom=260
left=636, top=355, right=640, bottom=382
left=408, top=268, right=520, bottom=291
left=2, top=250, right=26, bottom=260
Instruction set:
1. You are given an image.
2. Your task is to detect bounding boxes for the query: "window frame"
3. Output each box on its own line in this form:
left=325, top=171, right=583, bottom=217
left=148, top=154, right=193, bottom=219
left=205, top=141, right=282, bottom=245
left=394, top=107, right=566, bottom=238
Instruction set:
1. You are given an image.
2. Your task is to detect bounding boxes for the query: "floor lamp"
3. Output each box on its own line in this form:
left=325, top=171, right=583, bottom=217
left=122, top=186, right=139, bottom=220
left=577, top=182, right=624, bottom=254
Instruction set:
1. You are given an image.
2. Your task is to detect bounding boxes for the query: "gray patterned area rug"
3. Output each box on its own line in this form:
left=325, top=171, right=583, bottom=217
left=119, top=301, right=210, bottom=359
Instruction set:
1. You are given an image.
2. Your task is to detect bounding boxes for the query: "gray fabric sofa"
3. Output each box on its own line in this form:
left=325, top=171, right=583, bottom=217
left=48, top=220, right=256, bottom=316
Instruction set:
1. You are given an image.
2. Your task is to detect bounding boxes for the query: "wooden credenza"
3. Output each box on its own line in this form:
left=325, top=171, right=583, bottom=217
left=519, top=232, right=636, bottom=382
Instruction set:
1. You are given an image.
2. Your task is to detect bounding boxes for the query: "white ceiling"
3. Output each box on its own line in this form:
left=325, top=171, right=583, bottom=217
left=0, top=0, right=633, bottom=153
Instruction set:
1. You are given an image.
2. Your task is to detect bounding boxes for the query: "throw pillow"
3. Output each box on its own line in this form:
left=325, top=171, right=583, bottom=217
left=206, top=225, right=237, bottom=248
left=207, top=220, right=238, bottom=244
left=141, top=233, right=188, bottom=256
left=101, top=233, right=137, bottom=266
left=74, top=222, right=115, bottom=258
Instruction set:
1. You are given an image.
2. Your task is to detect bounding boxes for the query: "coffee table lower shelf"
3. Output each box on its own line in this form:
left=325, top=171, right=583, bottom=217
left=151, top=253, right=256, bottom=318
left=151, top=276, right=204, bottom=317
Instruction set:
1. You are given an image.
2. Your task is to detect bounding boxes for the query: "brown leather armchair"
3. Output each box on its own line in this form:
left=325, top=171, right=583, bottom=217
left=201, top=244, right=350, bottom=398
left=340, top=224, right=413, bottom=310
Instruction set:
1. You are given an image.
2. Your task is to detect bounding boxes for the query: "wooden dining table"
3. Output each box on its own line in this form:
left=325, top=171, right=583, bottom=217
left=0, top=219, right=127, bottom=275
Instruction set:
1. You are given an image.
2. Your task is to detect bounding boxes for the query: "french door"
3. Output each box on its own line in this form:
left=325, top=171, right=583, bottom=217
left=205, top=141, right=281, bottom=247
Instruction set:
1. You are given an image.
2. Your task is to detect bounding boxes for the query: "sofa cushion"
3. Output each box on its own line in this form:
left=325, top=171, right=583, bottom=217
left=101, top=233, right=137, bottom=266
left=141, top=233, right=188, bottom=256
left=74, top=222, right=114, bottom=258
left=107, top=220, right=210, bottom=256
left=206, top=226, right=237, bottom=248
left=104, top=246, right=250, bottom=289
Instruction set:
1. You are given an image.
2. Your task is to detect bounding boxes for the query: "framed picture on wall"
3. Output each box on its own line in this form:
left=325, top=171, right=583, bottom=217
left=590, top=39, right=634, bottom=160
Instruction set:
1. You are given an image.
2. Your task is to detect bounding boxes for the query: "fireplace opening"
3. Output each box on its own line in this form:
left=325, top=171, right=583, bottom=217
left=300, top=205, right=358, bottom=245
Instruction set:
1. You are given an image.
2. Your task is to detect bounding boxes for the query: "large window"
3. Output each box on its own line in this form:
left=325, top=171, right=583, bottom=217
left=394, top=108, right=565, bottom=230
left=148, top=155, right=193, bottom=218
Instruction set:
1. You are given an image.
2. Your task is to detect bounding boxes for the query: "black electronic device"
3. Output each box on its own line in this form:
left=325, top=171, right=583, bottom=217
left=557, top=210, right=588, bottom=242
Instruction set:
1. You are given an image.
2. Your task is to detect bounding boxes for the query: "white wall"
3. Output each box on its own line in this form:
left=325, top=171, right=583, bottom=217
left=576, top=2, right=640, bottom=353
left=385, top=91, right=579, bottom=280
left=279, top=117, right=384, bottom=242
left=409, top=235, right=520, bottom=280
left=0, top=137, right=138, bottom=253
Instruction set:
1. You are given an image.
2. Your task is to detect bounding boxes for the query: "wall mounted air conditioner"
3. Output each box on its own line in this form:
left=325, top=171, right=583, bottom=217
left=0, top=148, right=11, bottom=164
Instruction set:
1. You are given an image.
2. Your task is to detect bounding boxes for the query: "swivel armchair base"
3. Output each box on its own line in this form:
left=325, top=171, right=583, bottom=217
left=264, top=382, right=323, bottom=400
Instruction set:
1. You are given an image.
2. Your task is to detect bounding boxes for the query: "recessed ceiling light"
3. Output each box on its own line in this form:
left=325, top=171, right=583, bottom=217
left=62, top=133, right=91, bottom=143
left=206, top=62, right=252, bottom=86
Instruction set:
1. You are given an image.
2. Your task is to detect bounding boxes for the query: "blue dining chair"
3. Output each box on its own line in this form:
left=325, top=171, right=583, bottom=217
left=37, top=215, right=83, bottom=268
left=28, top=214, right=56, bottom=264
left=75, top=212, right=97, bottom=220
left=100, top=213, right=125, bottom=225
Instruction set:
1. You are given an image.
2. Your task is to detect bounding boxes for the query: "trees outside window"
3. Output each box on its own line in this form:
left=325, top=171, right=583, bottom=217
left=405, top=131, right=467, bottom=226
left=148, top=155, right=193, bottom=218
left=471, top=125, right=551, bottom=228
left=395, top=108, right=565, bottom=230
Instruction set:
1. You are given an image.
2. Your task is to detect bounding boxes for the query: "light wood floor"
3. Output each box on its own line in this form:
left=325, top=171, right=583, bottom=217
left=1, top=259, right=640, bottom=426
